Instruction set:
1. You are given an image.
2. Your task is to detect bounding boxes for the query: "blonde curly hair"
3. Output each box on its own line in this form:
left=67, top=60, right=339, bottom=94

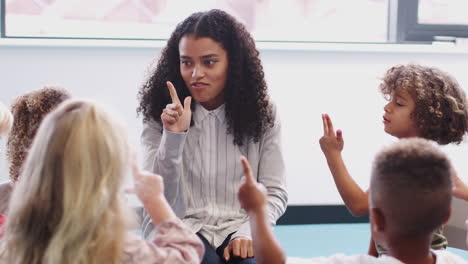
left=7, top=87, right=71, bottom=182
left=380, top=64, right=468, bottom=145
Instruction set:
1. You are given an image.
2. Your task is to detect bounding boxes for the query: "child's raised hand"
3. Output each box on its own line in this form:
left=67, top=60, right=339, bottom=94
left=238, top=156, right=267, bottom=213
left=129, top=160, right=165, bottom=205
left=319, top=114, right=344, bottom=158
left=452, top=170, right=468, bottom=201
left=161, top=81, right=192, bottom=133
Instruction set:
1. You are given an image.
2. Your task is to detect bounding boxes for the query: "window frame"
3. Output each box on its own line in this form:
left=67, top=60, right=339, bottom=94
left=0, top=0, right=391, bottom=43
left=388, top=0, right=468, bottom=43
left=1, top=0, right=5, bottom=38
left=2, top=0, right=468, bottom=44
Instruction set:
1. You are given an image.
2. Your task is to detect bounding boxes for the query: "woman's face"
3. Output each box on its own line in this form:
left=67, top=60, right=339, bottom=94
left=179, top=35, right=229, bottom=111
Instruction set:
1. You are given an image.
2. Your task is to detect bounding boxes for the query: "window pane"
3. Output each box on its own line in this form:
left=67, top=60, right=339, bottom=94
left=418, top=0, right=468, bottom=25
left=5, top=0, right=388, bottom=42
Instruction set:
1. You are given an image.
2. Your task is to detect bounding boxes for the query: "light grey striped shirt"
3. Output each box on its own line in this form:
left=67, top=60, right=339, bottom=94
left=140, top=103, right=287, bottom=248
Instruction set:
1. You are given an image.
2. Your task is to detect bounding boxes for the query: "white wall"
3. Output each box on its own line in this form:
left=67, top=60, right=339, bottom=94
left=1, top=41, right=468, bottom=205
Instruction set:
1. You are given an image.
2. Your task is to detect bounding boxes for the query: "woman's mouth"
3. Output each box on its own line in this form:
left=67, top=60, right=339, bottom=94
left=191, top=82, right=208, bottom=89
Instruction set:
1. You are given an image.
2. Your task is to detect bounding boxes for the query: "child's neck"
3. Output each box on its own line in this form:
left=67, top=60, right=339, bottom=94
left=386, top=236, right=435, bottom=264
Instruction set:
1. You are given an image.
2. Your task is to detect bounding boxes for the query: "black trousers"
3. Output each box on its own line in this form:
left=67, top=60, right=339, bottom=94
left=197, top=233, right=256, bottom=264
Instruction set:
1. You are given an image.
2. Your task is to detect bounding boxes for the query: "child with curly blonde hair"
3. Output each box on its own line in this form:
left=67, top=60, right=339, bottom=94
left=319, top=64, right=468, bottom=256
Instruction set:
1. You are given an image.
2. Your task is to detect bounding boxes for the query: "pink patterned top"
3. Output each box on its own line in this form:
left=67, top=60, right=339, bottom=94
left=122, top=218, right=204, bottom=264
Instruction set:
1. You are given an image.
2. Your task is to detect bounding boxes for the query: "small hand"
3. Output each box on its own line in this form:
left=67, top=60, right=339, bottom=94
left=161, top=81, right=192, bottom=133
left=223, top=236, right=254, bottom=261
left=238, top=156, right=267, bottom=213
left=452, top=170, right=468, bottom=201
left=128, top=160, right=165, bottom=204
left=319, top=113, right=344, bottom=158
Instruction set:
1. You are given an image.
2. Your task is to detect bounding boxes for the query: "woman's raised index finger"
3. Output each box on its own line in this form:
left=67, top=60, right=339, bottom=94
left=166, top=81, right=181, bottom=105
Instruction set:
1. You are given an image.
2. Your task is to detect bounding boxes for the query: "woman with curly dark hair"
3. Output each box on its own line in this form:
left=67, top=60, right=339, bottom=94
left=0, top=86, right=71, bottom=216
left=319, top=64, right=468, bottom=256
left=138, top=9, right=287, bottom=264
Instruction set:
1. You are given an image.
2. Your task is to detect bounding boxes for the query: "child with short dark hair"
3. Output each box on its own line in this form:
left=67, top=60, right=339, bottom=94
left=240, top=138, right=466, bottom=263
left=319, top=64, right=468, bottom=255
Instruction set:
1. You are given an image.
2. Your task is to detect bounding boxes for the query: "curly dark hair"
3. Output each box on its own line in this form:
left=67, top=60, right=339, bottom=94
left=380, top=64, right=468, bottom=145
left=7, top=86, right=71, bottom=182
left=371, top=138, right=452, bottom=236
left=137, top=9, right=273, bottom=145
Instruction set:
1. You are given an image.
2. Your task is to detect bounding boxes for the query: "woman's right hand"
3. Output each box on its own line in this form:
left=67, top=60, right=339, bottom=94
left=319, top=113, right=344, bottom=159
left=161, top=81, right=192, bottom=133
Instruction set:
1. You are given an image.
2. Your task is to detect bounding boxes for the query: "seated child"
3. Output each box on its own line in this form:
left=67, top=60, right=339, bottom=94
left=0, top=102, right=13, bottom=233
left=239, top=138, right=466, bottom=263
left=0, top=86, right=71, bottom=215
left=0, top=102, right=12, bottom=138
left=0, top=99, right=204, bottom=263
left=320, top=64, right=468, bottom=255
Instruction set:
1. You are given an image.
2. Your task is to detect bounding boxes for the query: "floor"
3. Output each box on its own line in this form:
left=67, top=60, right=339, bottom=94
left=273, top=223, right=468, bottom=260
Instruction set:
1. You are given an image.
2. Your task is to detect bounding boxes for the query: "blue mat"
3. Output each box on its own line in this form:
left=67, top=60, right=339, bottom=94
left=273, top=223, right=468, bottom=260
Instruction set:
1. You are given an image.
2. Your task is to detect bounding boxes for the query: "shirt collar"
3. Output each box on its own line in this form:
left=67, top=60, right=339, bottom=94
left=193, top=101, right=226, bottom=125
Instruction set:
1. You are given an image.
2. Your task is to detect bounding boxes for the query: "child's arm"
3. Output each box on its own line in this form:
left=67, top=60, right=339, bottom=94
left=127, top=162, right=204, bottom=264
left=452, top=171, right=468, bottom=201
left=319, top=114, right=369, bottom=216
left=238, top=156, right=286, bottom=264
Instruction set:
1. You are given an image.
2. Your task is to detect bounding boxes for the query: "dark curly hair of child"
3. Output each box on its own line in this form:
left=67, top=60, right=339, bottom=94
left=137, top=9, right=274, bottom=146
left=7, top=87, right=71, bottom=182
left=380, top=64, right=468, bottom=145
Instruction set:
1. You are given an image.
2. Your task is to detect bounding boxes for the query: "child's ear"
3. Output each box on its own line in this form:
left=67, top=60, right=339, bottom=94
left=370, top=208, right=385, bottom=233
left=442, top=207, right=451, bottom=225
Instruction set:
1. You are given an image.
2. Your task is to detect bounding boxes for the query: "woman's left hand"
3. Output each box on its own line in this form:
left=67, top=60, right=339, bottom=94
left=223, top=237, right=254, bottom=261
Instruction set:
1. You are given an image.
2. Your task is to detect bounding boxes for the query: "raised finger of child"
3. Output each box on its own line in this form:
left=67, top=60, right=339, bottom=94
left=240, top=156, right=255, bottom=184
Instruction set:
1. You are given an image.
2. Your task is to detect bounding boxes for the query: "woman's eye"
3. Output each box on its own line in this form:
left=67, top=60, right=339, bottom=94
left=181, top=61, right=192, bottom=66
left=204, top=60, right=216, bottom=65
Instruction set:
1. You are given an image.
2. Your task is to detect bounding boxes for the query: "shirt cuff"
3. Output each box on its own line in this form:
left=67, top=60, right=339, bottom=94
left=159, top=129, right=188, bottom=160
left=230, top=221, right=252, bottom=241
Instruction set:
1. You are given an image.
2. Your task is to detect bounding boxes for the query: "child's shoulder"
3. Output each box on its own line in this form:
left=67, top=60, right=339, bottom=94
left=287, top=254, right=403, bottom=264
left=433, top=250, right=467, bottom=264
